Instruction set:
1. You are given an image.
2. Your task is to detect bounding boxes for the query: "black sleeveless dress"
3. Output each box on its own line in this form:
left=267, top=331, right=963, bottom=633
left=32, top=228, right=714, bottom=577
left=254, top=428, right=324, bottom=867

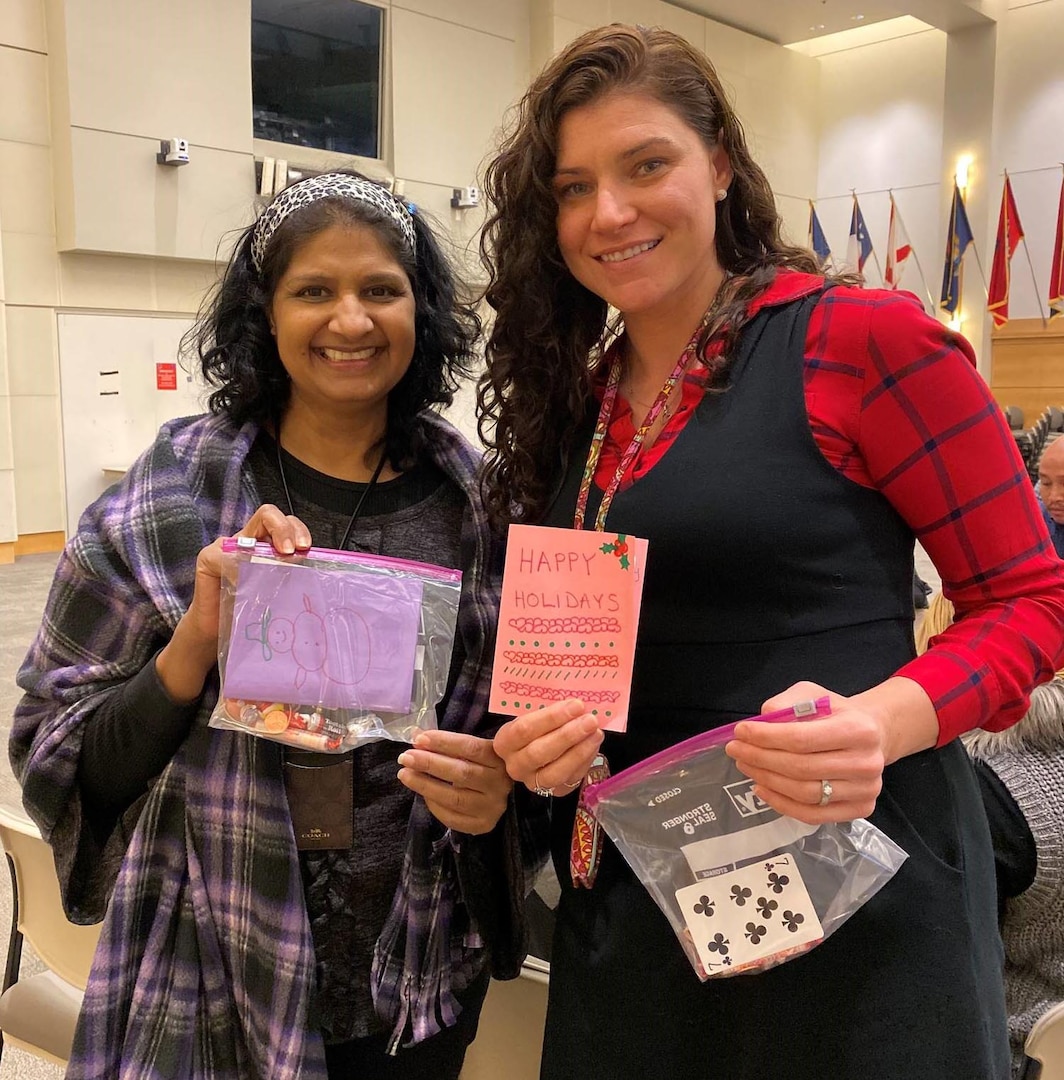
left=539, top=293, right=1009, bottom=1079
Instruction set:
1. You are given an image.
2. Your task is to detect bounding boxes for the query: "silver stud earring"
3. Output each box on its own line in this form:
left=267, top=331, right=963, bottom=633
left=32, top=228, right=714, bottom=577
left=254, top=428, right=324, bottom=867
left=716, top=189, right=728, bottom=203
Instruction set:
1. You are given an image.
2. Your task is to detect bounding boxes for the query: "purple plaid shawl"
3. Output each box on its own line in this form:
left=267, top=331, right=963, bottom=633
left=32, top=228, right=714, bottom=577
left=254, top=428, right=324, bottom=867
left=12, top=411, right=535, bottom=1078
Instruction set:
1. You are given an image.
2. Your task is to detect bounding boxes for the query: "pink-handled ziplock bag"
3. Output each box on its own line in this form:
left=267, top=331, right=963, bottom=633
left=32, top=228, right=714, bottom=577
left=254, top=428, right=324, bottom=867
left=583, top=699, right=908, bottom=980
left=208, top=538, right=461, bottom=751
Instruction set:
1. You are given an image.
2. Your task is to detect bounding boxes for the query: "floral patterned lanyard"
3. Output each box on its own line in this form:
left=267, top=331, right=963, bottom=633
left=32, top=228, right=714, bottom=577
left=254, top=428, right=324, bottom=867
left=573, top=333, right=701, bottom=533
left=569, top=328, right=702, bottom=889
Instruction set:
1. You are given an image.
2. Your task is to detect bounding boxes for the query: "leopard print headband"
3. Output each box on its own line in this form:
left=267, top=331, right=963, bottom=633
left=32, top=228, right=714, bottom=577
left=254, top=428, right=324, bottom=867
left=250, top=173, right=416, bottom=271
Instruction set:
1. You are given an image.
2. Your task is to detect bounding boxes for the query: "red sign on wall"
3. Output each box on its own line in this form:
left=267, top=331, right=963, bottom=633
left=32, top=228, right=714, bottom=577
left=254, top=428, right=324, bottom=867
left=156, top=362, right=178, bottom=390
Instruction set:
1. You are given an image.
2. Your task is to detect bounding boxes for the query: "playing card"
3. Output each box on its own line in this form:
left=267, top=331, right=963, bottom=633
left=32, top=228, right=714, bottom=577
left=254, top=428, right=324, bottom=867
left=675, top=855, right=823, bottom=977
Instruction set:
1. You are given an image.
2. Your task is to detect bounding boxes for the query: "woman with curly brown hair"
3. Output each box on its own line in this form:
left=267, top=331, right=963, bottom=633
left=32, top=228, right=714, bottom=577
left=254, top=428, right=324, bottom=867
left=480, top=24, right=1064, bottom=1080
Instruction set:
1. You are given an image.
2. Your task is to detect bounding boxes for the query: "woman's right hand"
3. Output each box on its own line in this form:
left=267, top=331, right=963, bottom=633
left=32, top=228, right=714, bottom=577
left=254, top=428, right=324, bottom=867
left=155, top=504, right=312, bottom=703
left=493, top=699, right=604, bottom=796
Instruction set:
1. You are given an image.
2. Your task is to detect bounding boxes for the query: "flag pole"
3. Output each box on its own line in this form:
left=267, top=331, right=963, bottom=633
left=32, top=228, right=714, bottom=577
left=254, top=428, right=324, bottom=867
left=1020, top=235, right=1049, bottom=328
left=908, top=245, right=937, bottom=315
left=868, top=247, right=885, bottom=288
left=890, top=192, right=936, bottom=313
left=953, top=183, right=989, bottom=299
left=968, top=234, right=990, bottom=299
left=1051, top=165, right=1064, bottom=321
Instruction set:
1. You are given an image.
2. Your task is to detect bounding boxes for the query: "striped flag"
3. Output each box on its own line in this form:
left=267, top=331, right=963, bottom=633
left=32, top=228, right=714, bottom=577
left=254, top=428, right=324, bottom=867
left=846, top=195, right=873, bottom=273
left=884, top=195, right=912, bottom=290
left=808, top=201, right=831, bottom=265
left=987, top=175, right=1025, bottom=329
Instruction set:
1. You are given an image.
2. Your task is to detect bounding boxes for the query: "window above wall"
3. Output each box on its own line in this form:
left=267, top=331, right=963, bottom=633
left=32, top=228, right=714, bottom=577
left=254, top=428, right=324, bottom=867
left=251, top=0, right=384, bottom=161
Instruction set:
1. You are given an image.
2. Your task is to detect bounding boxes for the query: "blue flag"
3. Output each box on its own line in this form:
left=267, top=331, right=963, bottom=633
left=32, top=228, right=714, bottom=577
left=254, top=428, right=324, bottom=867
left=847, top=197, right=873, bottom=272
left=808, top=202, right=831, bottom=264
left=940, top=183, right=974, bottom=314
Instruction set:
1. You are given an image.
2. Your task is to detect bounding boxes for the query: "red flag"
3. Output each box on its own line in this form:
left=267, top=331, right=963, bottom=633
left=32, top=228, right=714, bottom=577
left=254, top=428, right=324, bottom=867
left=884, top=195, right=912, bottom=290
left=1051, top=171, right=1064, bottom=321
left=987, top=175, right=1025, bottom=329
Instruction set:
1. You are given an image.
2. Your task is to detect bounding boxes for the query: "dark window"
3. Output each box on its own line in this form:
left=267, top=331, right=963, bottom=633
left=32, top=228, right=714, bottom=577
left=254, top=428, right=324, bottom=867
left=252, top=0, right=382, bottom=159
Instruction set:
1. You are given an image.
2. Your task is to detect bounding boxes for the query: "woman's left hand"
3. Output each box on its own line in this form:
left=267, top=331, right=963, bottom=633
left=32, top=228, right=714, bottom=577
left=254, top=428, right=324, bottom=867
left=724, top=681, right=893, bottom=824
left=397, top=731, right=513, bottom=835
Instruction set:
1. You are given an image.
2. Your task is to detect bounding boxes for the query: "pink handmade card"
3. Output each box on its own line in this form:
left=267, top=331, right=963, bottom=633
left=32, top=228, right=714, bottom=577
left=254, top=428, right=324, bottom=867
left=489, top=524, right=649, bottom=732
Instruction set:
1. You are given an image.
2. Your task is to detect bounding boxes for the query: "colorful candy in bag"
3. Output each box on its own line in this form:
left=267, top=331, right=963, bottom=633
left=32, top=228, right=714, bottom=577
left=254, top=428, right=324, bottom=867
left=583, top=699, right=908, bottom=980
left=209, top=538, right=462, bottom=750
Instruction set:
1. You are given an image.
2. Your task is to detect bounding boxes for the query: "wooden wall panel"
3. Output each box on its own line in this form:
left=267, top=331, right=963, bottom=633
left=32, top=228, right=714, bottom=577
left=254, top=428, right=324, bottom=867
left=990, top=318, right=1064, bottom=425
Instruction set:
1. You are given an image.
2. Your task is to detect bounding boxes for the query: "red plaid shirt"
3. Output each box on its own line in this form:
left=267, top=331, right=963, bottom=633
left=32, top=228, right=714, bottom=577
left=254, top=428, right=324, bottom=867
left=594, top=270, right=1064, bottom=744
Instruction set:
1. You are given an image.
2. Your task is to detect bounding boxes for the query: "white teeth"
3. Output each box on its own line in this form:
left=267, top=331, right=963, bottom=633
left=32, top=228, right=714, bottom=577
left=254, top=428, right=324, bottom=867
left=599, top=240, right=659, bottom=263
left=319, top=346, right=377, bottom=361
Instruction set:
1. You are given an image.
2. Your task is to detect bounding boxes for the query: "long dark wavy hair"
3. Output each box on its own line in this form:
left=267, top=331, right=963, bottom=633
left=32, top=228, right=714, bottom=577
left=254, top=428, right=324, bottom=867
left=478, top=24, right=835, bottom=525
left=185, top=171, right=481, bottom=470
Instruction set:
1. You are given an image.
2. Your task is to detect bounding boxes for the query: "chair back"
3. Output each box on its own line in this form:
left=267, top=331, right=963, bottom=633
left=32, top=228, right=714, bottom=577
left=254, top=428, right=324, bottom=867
left=0, top=806, right=99, bottom=990
left=1026, top=1000, right=1064, bottom=1080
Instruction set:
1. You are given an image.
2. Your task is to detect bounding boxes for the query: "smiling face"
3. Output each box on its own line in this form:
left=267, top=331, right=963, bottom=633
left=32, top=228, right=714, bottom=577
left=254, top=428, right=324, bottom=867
left=268, top=222, right=415, bottom=430
left=553, top=90, right=732, bottom=330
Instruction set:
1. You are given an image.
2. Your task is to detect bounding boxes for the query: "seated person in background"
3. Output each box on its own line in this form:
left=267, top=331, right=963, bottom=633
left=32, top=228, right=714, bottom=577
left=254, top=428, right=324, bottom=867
left=1037, top=437, right=1064, bottom=558
left=920, top=597, right=1063, bottom=1077
left=966, top=680, right=1064, bottom=1079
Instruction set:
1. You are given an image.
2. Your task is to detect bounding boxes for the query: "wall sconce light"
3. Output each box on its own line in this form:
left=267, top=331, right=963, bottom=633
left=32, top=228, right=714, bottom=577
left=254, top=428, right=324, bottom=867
left=954, top=154, right=973, bottom=193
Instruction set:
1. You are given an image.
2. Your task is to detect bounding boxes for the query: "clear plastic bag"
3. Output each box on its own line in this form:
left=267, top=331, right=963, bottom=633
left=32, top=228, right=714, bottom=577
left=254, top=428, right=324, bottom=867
left=208, top=538, right=462, bottom=751
left=583, top=698, right=908, bottom=981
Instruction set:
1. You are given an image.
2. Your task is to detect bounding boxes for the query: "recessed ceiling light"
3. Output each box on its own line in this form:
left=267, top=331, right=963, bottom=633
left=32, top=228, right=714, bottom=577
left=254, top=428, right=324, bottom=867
left=852, top=13, right=865, bottom=20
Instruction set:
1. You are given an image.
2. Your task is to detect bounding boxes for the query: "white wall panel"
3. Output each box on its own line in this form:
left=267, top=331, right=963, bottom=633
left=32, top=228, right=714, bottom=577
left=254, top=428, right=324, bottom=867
left=61, top=0, right=251, bottom=151
left=0, top=232, right=58, bottom=306
left=395, top=0, right=519, bottom=42
left=0, top=140, right=55, bottom=236
left=392, top=7, right=515, bottom=188
left=56, top=314, right=204, bottom=534
left=11, top=393, right=63, bottom=533
left=5, top=305, right=58, bottom=397
left=0, top=0, right=47, bottom=54
left=66, top=128, right=256, bottom=260
left=0, top=46, right=49, bottom=145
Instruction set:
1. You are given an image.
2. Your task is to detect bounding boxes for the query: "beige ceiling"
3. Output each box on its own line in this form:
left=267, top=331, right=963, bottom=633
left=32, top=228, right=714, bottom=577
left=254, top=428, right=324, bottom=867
left=671, top=0, right=997, bottom=45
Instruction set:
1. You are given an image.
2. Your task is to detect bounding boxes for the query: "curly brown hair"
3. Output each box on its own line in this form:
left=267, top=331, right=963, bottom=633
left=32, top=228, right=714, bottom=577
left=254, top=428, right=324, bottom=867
left=478, top=24, right=827, bottom=526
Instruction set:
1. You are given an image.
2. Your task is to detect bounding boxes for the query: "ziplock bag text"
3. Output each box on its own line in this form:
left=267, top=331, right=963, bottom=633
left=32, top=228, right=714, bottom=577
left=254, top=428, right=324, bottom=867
left=583, top=699, right=908, bottom=981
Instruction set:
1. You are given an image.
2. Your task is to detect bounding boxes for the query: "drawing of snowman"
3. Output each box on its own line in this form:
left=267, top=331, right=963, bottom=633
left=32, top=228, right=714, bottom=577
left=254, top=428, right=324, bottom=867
left=247, top=595, right=372, bottom=691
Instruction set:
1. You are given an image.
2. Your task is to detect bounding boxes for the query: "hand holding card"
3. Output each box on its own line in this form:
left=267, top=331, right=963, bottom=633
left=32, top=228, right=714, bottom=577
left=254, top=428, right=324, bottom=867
left=488, top=523, right=648, bottom=732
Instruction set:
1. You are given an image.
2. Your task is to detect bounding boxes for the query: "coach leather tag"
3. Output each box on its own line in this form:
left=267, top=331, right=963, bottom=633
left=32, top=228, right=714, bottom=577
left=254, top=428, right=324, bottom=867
left=283, top=755, right=354, bottom=850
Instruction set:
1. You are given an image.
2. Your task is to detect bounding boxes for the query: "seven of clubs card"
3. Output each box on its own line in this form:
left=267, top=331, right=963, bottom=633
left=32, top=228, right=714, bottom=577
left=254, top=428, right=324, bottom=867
left=675, top=855, right=823, bottom=977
